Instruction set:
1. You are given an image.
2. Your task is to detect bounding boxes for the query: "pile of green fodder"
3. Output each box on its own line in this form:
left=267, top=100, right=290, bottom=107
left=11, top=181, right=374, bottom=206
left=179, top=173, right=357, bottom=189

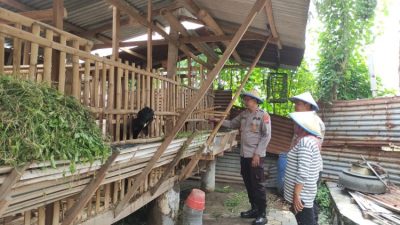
left=0, top=76, right=110, bottom=172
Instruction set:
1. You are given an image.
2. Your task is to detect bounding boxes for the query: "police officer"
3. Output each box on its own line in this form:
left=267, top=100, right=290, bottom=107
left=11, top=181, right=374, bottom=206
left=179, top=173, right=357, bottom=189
left=210, top=89, right=271, bottom=225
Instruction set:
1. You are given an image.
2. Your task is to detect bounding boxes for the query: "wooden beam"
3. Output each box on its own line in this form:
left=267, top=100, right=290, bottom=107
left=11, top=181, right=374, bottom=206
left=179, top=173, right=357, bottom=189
left=61, top=151, right=119, bottom=225
left=80, top=2, right=182, bottom=39
left=112, top=7, right=120, bottom=61
left=265, top=0, right=282, bottom=49
left=161, top=9, right=218, bottom=63
left=16, top=8, right=67, bottom=21
left=113, top=0, right=268, bottom=217
left=0, top=164, right=30, bottom=217
left=183, top=0, right=242, bottom=63
left=92, top=33, right=274, bottom=49
left=147, top=0, right=152, bottom=71
left=179, top=36, right=271, bottom=181
left=105, top=0, right=213, bottom=70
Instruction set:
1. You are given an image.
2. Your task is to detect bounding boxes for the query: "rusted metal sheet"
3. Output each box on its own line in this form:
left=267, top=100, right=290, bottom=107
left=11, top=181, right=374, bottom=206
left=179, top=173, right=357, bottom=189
left=320, top=96, right=400, bottom=147
left=322, top=147, right=400, bottom=185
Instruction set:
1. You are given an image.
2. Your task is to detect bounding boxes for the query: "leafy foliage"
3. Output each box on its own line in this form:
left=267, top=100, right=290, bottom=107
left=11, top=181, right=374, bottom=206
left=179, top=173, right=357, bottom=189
left=214, top=60, right=317, bottom=116
left=316, top=0, right=377, bottom=101
left=0, top=76, right=110, bottom=172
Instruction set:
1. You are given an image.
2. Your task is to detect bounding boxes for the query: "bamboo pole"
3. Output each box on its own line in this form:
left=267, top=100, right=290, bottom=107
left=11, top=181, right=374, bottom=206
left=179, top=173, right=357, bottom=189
left=24, top=211, right=31, bottom=225
left=93, top=61, right=100, bottom=108
left=53, top=201, right=60, bottom=225
left=108, top=65, right=115, bottom=139
left=114, top=0, right=267, bottom=215
left=84, top=44, right=92, bottom=106
left=123, top=61, right=129, bottom=141
left=12, top=24, right=22, bottom=76
left=43, top=29, right=54, bottom=85
left=147, top=0, right=152, bottom=72
left=115, top=59, right=123, bottom=141
left=100, top=63, right=107, bottom=131
left=38, top=206, right=46, bottom=225
left=72, top=40, right=80, bottom=100
left=0, top=34, right=4, bottom=74
left=29, top=23, right=40, bottom=81
left=58, top=35, right=67, bottom=93
left=179, top=36, right=271, bottom=181
left=22, top=41, right=30, bottom=66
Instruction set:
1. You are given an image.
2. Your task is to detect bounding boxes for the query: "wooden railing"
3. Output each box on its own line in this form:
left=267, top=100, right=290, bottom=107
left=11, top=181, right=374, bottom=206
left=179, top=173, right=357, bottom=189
left=0, top=8, right=213, bottom=143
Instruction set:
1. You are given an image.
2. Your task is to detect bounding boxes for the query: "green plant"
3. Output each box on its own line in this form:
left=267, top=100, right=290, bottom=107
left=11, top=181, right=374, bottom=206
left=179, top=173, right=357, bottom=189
left=315, top=183, right=333, bottom=224
left=0, top=76, right=110, bottom=172
left=224, top=191, right=248, bottom=212
left=315, top=0, right=377, bottom=102
left=215, top=185, right=234, bottom=193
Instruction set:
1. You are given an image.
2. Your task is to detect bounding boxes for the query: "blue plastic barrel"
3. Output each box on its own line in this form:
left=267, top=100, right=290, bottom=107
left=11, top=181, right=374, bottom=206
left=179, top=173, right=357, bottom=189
left=277, top=153, right=288, bottom=195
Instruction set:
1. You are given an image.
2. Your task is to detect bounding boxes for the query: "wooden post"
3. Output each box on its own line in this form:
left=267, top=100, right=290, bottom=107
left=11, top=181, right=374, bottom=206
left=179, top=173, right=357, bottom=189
left=72, top=40, right=80, bottom=100
left=112, top=7, right=120, bottom=61
left=52, top=201, right=60, bottom=225
left=58, top=35, right=67, bottom=93
left=61, top=151, right=119, bottom=225
left=115, top=59, right=123, bottom=141
left=24, top=211, right=31, bottom=225
left=52, top=0, right=64, bottom=84
left=123, top=61, right=129, bottom=141
left=43, top=29, right=54, bottom=85
left=179, top=36, right=271, bottom=181
left=166, top=28, right=178, bottom=79
left=113, top=0, right=268, bottom=216
left=0, top=34, right=4, bottom=74
left=12, top=24, right=22, bottom=76
left=29, top=23, right=40, bottom=81
left=83, top=44, right=92, bottom=106
left=38, top=206, right=46, bottom=225
left=93, top=61, right=100, bottom=108
left=108, top=65, right=115, bottom=139
left=147, top=0, right=152, bottom=72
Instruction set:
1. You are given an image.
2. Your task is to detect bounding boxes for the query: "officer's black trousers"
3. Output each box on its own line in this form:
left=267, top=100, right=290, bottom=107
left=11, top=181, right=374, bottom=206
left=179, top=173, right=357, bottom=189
left=240, top=157, right=266, bottom=212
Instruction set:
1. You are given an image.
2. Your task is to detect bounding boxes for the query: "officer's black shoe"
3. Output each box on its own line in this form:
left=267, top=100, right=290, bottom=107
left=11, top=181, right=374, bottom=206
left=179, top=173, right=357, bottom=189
left=240, top=206, right=258, bottom=218
left=252, top=212, right=267, bottom=225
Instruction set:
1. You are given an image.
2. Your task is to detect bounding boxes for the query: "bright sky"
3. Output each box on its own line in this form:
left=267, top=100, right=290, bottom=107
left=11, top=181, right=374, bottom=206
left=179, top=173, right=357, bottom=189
left=91, top=21, right=203, bottom=57
left=304, top=0, right=400, bottom=94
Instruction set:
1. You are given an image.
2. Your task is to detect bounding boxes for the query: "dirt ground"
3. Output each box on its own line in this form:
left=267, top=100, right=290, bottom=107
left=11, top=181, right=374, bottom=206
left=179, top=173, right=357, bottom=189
left=180, top=181, right=292, bottom=225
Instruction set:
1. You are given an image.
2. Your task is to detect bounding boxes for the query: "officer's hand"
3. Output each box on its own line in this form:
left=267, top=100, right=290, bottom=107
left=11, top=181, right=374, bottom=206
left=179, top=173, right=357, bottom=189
left=251, top=154, right=260, bottom=167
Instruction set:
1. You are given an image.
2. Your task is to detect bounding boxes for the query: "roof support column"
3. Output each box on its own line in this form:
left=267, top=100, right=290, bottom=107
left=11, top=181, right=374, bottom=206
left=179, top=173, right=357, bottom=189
left=51, top=0, right=64, bottom=86
left=112, top=7, right=120, bottom=61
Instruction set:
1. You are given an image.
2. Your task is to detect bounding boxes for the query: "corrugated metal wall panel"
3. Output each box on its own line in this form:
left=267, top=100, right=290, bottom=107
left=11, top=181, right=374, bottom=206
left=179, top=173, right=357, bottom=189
left=216, top=149, right=278, bottom=187
left=321, top=96, right=400, bottom=147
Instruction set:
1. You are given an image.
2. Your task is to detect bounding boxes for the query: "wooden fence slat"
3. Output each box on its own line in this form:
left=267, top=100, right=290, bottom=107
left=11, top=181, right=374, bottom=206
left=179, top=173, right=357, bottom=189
left=72, top=40, right=80, bottom=100
left=115, top=59, right=123, bottom=141
left=29, top=23, right=40, bottom=81
left=43, top=29, right=54, bottom=85
left=58, top=35, right=67, bottom=93
left=0, top=34, right=4, bottom=74
left=123, top=61, right=129, bottom=141
left=83, top=45, right=92, bottom=106
left=12, top=24, right=22, bottom=76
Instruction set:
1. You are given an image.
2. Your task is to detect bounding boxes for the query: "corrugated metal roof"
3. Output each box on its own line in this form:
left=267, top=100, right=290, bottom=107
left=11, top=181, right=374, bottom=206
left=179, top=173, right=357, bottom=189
left=194, top=0, right=310, bottom=49
left=0, top=0, right=310, bottom=67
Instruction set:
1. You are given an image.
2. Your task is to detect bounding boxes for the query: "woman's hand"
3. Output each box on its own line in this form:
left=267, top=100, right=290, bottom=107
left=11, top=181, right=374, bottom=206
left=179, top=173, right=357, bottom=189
left=251, top=154, right=260, bottom=167
left=292, top=194, right=304, bottom=214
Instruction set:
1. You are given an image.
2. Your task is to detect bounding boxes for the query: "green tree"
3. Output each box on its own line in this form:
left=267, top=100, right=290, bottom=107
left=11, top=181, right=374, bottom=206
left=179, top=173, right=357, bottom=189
left=316, top=0, right=377, bottom=102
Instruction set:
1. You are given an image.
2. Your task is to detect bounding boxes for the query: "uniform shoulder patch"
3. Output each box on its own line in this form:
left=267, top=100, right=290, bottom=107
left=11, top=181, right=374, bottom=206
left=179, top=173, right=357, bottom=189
left=263, top=113, right=270, bottom=123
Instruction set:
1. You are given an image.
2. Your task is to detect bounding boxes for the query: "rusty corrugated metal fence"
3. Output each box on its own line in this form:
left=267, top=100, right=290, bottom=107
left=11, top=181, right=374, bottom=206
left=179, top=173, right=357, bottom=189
left=214, top=96, right=400, bottom=186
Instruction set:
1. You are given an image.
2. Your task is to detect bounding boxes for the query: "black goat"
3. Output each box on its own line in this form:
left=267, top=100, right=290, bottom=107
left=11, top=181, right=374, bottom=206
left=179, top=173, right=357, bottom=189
left=131, top=106, right=154, bottom=139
